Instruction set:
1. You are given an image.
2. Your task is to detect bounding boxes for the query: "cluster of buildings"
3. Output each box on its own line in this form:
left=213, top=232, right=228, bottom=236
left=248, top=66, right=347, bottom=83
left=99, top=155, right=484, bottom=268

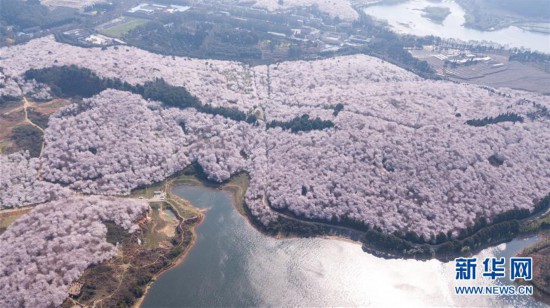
left=437, top=52, right=493, bottom=66
left=411, top=46, right=509, bottom=80
left=127, top=3, right=191, bottom=17
left=182, top=1, right=374, bottom=55
left=45, top=0, right=377, bottom=59
left=61, top=28, right=124, bottom=46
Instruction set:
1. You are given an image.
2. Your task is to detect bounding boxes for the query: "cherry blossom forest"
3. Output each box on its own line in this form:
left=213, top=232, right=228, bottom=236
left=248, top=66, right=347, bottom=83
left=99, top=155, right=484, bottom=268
left=0, top=36, right=549, bottom=305
left=0, top=196, right=147, bottom=307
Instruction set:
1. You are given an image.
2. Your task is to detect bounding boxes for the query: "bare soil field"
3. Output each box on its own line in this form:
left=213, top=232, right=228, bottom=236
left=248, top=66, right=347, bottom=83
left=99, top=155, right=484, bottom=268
left=411, top=49, right=550, bottom=94
left=449, top=61, right=550, bottom=95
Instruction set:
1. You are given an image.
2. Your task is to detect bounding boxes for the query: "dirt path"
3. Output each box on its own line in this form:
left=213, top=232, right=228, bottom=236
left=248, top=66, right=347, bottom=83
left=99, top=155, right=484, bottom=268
left=0, top=206, right=33, bottom=215
left=93, top=264, right=128, bottom=307
left=21, top=96, right=46, bottom=179
left=22, top=96, right=44, bottom=133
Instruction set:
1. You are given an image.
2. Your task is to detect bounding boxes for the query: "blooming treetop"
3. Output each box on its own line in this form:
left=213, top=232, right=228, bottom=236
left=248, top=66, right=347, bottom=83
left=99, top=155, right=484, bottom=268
left=1, top=36, right=549, bottom=240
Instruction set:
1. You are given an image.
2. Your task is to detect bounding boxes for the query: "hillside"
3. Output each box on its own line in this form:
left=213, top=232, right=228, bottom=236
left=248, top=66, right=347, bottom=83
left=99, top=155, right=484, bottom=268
left=1, top=36, right=549, bottom=241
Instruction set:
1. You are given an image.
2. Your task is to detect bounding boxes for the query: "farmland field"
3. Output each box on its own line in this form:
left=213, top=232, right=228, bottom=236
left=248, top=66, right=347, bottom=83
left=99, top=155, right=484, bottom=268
left=99, top=17, right=149, bottom=38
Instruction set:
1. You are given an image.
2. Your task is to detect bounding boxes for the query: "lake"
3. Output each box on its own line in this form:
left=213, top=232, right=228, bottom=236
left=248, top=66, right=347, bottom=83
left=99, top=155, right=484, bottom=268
left=141, top=183, right=543, bottom=307
left=363, top=0, right=550, bottom=54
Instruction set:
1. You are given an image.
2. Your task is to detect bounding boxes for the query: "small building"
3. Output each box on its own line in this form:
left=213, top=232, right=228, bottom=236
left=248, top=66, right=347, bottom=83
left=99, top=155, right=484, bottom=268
left=68, top=282, right=83, bottom=298
left=268, top=31, right=287, bottom=38
left=433, top=54, right=448, bottom=61
left=349, top=35, right=371, bottom=45
left=168, top=5, right=190, bottom=13
left=321, top=32, right=342, bottom=45
left=153, top=190, right=167, bottom=200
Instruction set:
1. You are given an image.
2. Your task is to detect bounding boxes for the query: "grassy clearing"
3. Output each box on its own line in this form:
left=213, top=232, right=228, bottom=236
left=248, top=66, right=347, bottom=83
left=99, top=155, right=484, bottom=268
left=0, top=207, right=32, bottom=235
left=129, top=184, right=164, bottom=199
left=143, top=201, right=183, bottom=248
left=222, top=173, right=250, bottom=216
left=100, top=18, right=149, bottom=38
left=0, top=100, right=25, bottom=154
left=0, top=98, right=69, bottom=155
left=32, top=98, right=72, bottom=115
left=144, top=202, right=170, bottom=248
left=521, top=211, right=550, bottom=233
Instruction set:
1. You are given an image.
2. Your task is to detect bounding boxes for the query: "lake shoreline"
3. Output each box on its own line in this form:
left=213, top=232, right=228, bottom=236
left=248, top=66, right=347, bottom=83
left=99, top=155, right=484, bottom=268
left=132, top=178, right=206, bottom=308
left=172, top=166, right=550, bottom=263
left=362, top=0, right=550, bottom=54
left=134, top=209, right=204, bottom=308
left=139, top=170, right=547, bottom=306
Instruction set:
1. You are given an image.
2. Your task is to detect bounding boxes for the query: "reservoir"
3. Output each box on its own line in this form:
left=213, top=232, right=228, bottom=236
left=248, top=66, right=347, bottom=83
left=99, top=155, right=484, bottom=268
left=363, top=0, right=550, bottom=54
left=142, top=183, right=543, bottom=307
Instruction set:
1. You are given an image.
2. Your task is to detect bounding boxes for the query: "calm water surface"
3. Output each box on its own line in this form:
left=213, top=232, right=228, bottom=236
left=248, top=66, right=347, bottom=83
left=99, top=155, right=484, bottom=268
left=363, top=0, right=550, bottom=53
left=142, top=184, right=543, bottom=307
